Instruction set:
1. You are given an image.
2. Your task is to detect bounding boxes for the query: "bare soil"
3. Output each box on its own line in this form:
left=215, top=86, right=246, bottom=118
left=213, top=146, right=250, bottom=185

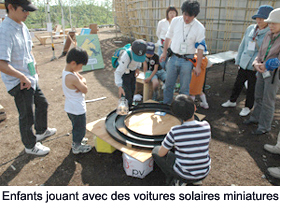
left=0, top=27, right=280, bottom=186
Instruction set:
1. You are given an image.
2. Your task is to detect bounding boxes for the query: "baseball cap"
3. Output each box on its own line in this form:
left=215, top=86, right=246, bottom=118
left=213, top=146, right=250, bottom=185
left=5, top=0, right=38, bottom=11
left=131, top=39, right=147, bottom=62
left=146, top=42, right=155, bottom=55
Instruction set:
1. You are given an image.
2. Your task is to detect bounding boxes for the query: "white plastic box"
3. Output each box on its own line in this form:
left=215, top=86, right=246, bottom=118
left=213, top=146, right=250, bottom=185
left=122, top=153, right=154, bottom=179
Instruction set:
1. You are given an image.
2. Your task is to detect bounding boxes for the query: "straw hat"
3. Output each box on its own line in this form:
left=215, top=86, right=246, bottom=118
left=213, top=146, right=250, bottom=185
left=265, top=8, right=280, bottom=23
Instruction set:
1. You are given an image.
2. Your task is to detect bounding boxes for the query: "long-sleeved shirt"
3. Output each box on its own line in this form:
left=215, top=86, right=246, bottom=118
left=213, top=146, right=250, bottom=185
left=253, top=31, right=280, bottom=66
left=114, top=50, right=142, bottom=87
left=235, top=24, right=270, bottom=70
left=156, top=18, right=170, bottom=46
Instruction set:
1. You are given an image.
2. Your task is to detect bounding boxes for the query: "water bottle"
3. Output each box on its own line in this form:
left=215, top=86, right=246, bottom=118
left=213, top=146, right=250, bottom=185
left=116, top=96, right=129, bottom=115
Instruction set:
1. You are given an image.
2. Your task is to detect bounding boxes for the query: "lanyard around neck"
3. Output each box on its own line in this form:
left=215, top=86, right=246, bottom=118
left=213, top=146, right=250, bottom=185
left=183, top=22, right=193, bottom=42
left=252, top=26, right=259, bottom=41
left=264, top=33, right=280, bottom=61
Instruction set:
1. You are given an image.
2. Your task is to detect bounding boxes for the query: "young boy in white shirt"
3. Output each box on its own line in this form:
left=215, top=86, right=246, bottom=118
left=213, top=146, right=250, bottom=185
left=62, top=47, right=92, bottom=154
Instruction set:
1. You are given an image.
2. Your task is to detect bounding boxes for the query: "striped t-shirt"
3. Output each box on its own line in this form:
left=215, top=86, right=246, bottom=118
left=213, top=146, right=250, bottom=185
left=162, top=120, right=211, bottom=180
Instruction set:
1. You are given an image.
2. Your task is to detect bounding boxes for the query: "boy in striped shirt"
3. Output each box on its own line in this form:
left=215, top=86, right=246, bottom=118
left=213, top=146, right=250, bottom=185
left=152, top=94, right=211, bottom=186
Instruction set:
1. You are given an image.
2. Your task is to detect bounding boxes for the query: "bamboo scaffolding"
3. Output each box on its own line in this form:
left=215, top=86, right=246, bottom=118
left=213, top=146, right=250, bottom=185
left=113, top=0, right=279, bottom=53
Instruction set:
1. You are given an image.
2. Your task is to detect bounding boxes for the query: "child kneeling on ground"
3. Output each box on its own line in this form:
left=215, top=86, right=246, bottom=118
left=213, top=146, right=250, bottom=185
left=152, top=94, right=211, bottom=186
left=62, top=47, right=92, bottom=154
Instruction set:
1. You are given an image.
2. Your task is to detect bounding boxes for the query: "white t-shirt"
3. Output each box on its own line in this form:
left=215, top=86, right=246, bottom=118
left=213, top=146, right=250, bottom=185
left=62, top=70, right=86, bottom=115
left=166, top=16, right=205, bottom=55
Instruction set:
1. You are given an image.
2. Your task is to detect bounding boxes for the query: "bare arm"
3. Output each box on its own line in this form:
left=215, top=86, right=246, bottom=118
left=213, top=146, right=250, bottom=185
left=160, top=38, right=171, bottom=62
left=193, top=49, right=203, bottom=76
left=65, top=73, right=88, bottom=94
left=158, top=145, right=169, bottom=157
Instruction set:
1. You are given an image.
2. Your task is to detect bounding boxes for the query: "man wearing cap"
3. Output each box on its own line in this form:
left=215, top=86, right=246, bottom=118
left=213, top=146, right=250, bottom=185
left=0, top=0, right=56, bottom=156
left=114, top=39, right=147, bottom=106
left=160, top=0, right=205, bottom=105
left=143, top=42, right=167, bottom=101
left=221, top=5, right=273, bottom=117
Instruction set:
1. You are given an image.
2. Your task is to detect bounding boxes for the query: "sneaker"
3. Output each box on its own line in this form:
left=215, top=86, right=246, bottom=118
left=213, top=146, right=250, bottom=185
left=243, top=119, right=258, bottom=125
left=252, top=129, right=267, bottom=135
left=172, top=179, right=187, bottom=186
left=239, top=107, right=251, bottom=116
left=200, top=102, right=209, bottom=109
left=25, top=142, right=50, bottom=156
left=221, top=100, right=236, bottom=108
left=36, top=128, right=57, bottom=142
left=267, top=167, right=280, bottom=179
left=72, top=142, right=92, bottom=154
left=192, top=180, right=203, bottom=185
left=264, top=144, right=280, bottom=154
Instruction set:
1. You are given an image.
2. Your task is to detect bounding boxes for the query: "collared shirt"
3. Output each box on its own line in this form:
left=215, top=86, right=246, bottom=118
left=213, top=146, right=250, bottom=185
left=114, top=50, right=142, bottom=87
left=166, top=16, right=205, bottom=55
left=253, top=31, right=280, bottom=66
left=0, top=17, right=37, bottom=91
left=156, top=18, right=170, bottom=46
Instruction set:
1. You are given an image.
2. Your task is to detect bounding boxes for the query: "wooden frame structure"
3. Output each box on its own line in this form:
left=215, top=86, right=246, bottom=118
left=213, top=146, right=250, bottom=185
left=113, top=0, right=279, bottom=53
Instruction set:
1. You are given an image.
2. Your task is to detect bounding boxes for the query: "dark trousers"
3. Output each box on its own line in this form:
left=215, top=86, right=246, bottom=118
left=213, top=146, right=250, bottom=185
left=8, top=83, right=48, bottom=149
left=152, top=146, right=204, bottom=185
left=67, top=113, right=86, bottom=145
left=229, top=68, right=256, bottom=109
left=122, top=70, right=136, bottom=107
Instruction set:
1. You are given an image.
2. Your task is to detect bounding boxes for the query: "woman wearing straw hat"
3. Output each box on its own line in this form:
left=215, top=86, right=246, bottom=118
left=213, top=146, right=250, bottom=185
left=221, top=5, right=273, bottom=117
left=156, top=6, right=178, bottom=70
left=244, top=8, right=280, bottom=135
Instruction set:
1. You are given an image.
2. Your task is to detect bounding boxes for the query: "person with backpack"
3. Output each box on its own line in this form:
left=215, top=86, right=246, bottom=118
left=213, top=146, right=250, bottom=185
left=114, top=39, right=147, bottom=107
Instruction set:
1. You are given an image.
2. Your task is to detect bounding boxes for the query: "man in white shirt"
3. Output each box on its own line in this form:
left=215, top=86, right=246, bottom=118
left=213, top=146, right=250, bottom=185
left=160, top=0, right=206, bottom=105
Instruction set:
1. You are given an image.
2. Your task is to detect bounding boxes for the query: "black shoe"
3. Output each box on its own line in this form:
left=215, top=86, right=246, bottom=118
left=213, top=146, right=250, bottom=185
left=252, top=129, right=267, bottom=135
left=243, top=119, right=257, bottom=125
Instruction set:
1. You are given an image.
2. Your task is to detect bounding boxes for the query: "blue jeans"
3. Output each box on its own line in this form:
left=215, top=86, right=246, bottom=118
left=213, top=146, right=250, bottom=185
left=8, top=83, right=48, bottom=149
left=163, top=54, right=194, bottom=104
left=149, top=69, right=167, bottom=82
left=67, top=113, right=86, bottom=145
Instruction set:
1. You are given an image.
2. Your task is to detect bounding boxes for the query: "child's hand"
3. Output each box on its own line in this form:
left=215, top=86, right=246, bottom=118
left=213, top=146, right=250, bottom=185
left=144, top=78, right=151, bottom=83
left=118, top=87, right=125, bottom=98
left=135, top=69, right=140, bottom=77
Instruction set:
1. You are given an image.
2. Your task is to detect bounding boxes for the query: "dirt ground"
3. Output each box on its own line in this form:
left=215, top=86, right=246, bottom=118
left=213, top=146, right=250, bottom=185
left=0, top=27, right=280, bottom=186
